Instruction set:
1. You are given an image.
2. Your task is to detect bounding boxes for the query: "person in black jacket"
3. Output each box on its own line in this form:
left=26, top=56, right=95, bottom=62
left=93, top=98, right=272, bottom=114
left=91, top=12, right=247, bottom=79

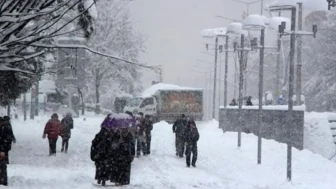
left=116, top=128, right=135, bottom=185
left=184, top=118, right=200, bottom=168
left=172, top=114, right=188, bottom=157
left=90, top=127, right=111, bottom=186
left=60, top=113, right=74, bottom=153
left=0, top=117, right=9, bottom=186
left=3, top=116, right=15, bottom=164
left=143, top=115, right=153, bottom=155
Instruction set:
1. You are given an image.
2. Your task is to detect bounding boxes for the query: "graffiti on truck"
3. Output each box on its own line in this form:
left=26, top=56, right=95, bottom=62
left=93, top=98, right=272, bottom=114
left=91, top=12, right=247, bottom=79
left=160, top=91, right=202, bottom=113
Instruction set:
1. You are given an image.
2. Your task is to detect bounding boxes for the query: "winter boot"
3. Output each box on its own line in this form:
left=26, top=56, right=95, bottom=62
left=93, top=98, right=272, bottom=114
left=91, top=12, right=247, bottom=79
left=102, top=180, right=106, bottom=186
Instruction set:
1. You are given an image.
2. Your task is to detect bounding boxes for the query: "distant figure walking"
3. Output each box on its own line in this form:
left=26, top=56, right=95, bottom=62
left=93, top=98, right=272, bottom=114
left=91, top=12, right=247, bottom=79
left=229, top=98, right=238, bottom=106
left=246, top=96, right=253, bottom=106
left=60, top=112, right=74, bottom=153
left=43, top=113, right=61, bottom=156
left=173, top=114, right=188, bottom=157
left=184, top=118, right=200, bottom=167
left=3, top=116, right=15, bottom=164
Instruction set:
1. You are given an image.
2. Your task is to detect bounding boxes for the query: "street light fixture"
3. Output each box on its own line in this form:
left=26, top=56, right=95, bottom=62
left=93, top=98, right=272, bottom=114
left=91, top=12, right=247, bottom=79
left=201, top=28, right=228, bottom=120
left=327, top=0, right=336, bottom=10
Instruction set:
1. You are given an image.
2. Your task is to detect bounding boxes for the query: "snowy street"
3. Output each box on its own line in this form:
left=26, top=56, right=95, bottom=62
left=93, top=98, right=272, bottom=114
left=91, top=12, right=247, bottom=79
left=3, top=115, right=336, bottom=189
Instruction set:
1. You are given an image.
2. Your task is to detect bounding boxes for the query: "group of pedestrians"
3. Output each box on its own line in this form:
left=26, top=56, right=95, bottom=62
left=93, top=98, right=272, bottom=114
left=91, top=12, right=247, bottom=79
left=42, top=113, right=74, bottom=155
left=173, top=114, right=200, bottom=168
left=0, top=116, right=16, bottom=186
left=91, top=112, right=153, bottom=186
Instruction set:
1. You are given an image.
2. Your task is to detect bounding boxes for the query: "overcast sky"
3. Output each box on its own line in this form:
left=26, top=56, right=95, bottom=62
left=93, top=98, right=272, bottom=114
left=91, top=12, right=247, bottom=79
left=128, top=0, right=275, bottom=89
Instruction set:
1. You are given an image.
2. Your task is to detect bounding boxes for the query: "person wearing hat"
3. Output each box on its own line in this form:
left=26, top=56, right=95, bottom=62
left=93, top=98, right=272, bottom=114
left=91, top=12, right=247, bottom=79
left=60, top=112, right=74, bottom=153
left=0, top=117, right=9, bottom=185
left=43, top=113, right=61, bottom=156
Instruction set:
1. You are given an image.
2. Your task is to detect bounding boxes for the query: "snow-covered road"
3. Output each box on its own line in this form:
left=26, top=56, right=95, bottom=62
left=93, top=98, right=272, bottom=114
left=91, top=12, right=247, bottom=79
left=4, top=115, right=336, bottom=189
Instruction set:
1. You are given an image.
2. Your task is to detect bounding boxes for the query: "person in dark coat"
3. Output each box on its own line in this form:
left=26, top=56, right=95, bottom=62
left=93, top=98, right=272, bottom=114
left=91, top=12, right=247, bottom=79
left=173, top=114, right=187, bottom=157
left=184, top=119, right=200, bottom=167
left=43, top=113, right=61, bottom=156
left=60, top=112, right=74, bottom=153
left=246, top=96, right=253, bottom=106
left=136, top=112, right=146, bottom=157
left=229, top=98, right=238, bottom=106
left=91, top=127, right=111, bottom=186
left=3, top=116, right=15, bottom=164
left=143, top=115, right=153, bottom=155
left=116, top=128, right=135, bottom=185
left=0, top=117, right=9, bottom=186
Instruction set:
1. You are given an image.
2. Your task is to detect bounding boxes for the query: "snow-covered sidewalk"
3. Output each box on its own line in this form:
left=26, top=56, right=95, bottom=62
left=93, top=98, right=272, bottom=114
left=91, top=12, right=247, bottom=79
left=4, top=115, right=336, bottom=189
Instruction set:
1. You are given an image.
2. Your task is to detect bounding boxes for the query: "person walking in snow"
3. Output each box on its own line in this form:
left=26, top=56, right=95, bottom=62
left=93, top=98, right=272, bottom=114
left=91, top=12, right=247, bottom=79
left=43, top=113, right=61, bottom=156
left=116, top=127, right=135, bottom=185
left=173, top=114, right=188, bottom=157
left=229, top=98, right=238, bottom=106
left=143, top=115, right=153, bottom=155
left=3, top=116, right=15, bottom=164
left=91, top=127, right=111, bottom=186
left=184, top=118, right=200, bottom=167
left=0, top=117, right=10, bottom=186
left=246, top=96, right=253, bottom=106
left=136, top=112, right=147, bottom=157
left=60, top=112, right=74, bottom=153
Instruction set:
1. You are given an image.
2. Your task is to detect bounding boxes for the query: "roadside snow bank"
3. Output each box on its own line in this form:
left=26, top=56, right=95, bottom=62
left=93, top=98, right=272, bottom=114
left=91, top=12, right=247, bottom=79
left=304, top=112, right=336, bottom=159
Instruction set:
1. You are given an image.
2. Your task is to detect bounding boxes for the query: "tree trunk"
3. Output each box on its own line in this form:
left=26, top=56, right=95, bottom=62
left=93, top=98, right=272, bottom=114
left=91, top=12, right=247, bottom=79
left=95, top=74, right=100, bottom=115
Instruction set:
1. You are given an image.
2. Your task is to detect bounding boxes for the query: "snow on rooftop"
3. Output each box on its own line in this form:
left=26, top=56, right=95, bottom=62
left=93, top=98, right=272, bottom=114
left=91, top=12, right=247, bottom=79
left=201, top=27, right=227, bottom=38
left=268, top=16, right=291, bottom=30
left=227, top=22, right=248, bottom=36
left=141, top=83, right=202, bottom=98
left=268, top=0, right=327, bottom=11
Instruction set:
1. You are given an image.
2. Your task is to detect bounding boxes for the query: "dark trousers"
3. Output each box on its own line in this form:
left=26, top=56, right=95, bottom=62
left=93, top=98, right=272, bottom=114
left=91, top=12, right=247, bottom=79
left=61, top=139, right=69, bottom=153
left=4, top=152, right=9, bottom=164
left=0, top=160, right=7, bottom=186
left=176, top=135, right=185, bottom=157
left=48, top=138, right=58, bottom=155
left=185, top=143, right=198, bottom=166
left=146, top=132, right=151, bottom=154
left=136, top=135, right=146, bottom=156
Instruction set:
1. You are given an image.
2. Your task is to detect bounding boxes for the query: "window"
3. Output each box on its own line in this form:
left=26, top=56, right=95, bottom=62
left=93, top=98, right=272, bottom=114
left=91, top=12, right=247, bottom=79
left=140, top=98, right=154, bottom=108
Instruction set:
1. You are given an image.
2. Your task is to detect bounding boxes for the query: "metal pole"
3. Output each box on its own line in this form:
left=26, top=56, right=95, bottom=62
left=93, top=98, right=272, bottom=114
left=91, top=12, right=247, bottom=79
left=207, top=71, right=211, bottom=119
left=224, top=36, right=229, bottom=108
left=287, top=7, right=297, bottom=181
left=234, top=53, right=237, bottom=99
left=219, top=51, right=222, bottom=107
left=261, top=0, right=264, bottom=15
left=276, top=36, right=281, bottom=103
left=23, top=94, right=27, bottom=121
left=238, top=34, right=245, bottom=147
left=296, top=3, right=303, bottom=106
left=212, top=37, right=219, bottom=119
left=258, top=29, right=265, bottom=164
left=35, top=80, right=39, bottom=116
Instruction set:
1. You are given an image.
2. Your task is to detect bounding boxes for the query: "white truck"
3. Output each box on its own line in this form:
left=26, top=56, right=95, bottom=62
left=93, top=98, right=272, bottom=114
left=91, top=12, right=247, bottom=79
left=123, top=83, right=204, bottom=123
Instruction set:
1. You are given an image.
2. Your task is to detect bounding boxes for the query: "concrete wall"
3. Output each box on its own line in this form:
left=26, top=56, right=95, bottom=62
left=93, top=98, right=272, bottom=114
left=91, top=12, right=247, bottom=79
left=219, top=108, right=304, bottom=150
